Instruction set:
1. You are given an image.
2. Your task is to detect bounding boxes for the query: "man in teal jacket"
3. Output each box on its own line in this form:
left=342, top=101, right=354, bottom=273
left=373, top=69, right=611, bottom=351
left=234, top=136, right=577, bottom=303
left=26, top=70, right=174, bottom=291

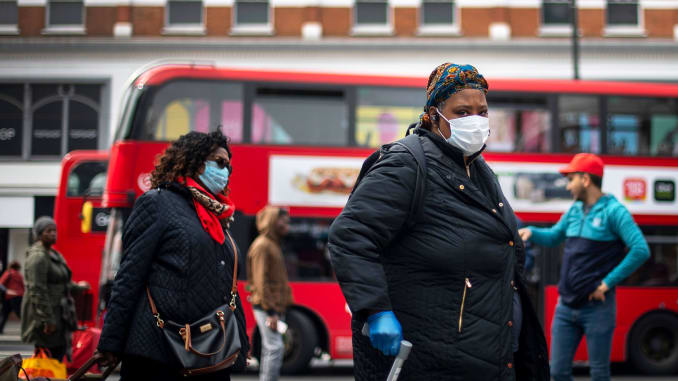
left=519, top=153, right=649, bottom=381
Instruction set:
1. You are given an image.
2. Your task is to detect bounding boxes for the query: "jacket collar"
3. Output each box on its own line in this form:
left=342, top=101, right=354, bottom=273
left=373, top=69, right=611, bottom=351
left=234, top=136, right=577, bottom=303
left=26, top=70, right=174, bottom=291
left=415, top=127, right=485, bottom=168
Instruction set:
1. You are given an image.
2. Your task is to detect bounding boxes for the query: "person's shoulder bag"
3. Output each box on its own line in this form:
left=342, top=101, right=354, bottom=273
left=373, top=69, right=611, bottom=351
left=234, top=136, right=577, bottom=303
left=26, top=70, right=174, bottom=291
left=146, top=231, right=242, bottom=377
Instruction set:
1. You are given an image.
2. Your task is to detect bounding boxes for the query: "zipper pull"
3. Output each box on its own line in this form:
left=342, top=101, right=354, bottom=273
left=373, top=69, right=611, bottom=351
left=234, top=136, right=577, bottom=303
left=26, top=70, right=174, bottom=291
left=465, top=278, right=472, bottom=288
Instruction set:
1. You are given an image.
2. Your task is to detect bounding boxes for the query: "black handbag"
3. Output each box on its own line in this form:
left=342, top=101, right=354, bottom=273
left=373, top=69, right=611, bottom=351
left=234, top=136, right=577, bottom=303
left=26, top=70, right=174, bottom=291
left=146, top=232, right=242, bottom=377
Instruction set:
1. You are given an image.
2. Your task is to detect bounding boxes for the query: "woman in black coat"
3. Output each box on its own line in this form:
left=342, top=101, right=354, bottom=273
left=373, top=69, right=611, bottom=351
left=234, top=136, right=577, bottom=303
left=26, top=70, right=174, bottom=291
left=97, top=130, right=249, bottom=380
left=328, top=63, right=549, bottom=380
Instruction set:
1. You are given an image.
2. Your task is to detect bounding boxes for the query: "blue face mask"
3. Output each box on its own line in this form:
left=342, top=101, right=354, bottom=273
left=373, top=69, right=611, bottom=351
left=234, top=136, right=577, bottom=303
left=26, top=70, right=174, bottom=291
left=199, top=161, right=230, bottom=194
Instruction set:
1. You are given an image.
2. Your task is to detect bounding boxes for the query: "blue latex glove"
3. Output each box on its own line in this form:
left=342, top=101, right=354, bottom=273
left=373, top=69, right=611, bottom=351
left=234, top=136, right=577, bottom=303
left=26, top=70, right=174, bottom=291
left=367, top=311, right=402, bottom=356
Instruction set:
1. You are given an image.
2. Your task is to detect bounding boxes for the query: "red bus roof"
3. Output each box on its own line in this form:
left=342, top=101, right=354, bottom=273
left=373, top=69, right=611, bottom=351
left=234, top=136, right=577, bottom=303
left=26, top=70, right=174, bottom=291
left=135, top=64, right=678, bottom=97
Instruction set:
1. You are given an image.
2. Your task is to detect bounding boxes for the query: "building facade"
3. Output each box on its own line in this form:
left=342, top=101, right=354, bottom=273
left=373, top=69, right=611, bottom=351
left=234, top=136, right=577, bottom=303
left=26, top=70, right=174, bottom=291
left=1, top=0, right=677, bottom=267
left=1, top=0, right=677, bottom=39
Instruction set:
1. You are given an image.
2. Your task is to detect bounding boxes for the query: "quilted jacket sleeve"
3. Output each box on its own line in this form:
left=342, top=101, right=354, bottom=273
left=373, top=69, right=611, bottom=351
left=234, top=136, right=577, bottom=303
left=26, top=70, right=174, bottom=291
left=98, top=191, right=166, bottom=354
left=24, top=247, right=57, bottom=326
left=328, top=147, right=417, bottom=320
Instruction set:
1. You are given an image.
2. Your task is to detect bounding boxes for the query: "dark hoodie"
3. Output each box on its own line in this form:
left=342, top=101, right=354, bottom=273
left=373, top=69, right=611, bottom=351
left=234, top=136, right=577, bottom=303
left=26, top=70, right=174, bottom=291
left=246, top=206, right=293, bottom=315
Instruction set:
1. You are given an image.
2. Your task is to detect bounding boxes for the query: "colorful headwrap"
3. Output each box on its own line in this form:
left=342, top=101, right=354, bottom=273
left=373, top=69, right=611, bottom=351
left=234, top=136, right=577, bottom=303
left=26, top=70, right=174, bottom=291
left=423, top=63, right=489, bottom=115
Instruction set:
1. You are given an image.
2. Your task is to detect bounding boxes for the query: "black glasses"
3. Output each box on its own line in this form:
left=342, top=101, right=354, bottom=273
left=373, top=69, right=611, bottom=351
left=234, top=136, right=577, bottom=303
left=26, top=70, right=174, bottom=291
left=212, top=157, right=232, bottom=173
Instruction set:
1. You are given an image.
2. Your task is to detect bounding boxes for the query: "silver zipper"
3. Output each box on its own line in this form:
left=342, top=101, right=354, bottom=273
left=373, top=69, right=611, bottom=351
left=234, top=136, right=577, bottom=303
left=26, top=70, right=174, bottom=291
left=458, top=277, right=472, bottom=333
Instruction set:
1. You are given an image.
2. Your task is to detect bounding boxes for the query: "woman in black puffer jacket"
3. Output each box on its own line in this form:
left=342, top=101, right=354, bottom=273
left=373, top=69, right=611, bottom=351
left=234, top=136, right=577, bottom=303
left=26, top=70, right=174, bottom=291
left=329, top=63, right=549, bottom=381
left=98, top=130, right=249, bottom=380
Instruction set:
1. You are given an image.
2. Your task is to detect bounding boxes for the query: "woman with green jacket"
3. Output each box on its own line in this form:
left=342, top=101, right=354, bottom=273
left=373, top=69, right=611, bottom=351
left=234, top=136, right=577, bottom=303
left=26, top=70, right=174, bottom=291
left=21, top=216, right=89, bottom=362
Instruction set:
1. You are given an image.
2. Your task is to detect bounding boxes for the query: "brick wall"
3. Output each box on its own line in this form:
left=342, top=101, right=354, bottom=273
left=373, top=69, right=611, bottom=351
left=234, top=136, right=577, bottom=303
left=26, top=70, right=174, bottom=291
left=87, top=7, right=116, bottom=36
left=131, top=7, right=164, bottom=36
left=9, top=3, right=678, bottom=39
left=206, top=7, right=230, bottom=36
left=18, top=7, right=44, bottom=37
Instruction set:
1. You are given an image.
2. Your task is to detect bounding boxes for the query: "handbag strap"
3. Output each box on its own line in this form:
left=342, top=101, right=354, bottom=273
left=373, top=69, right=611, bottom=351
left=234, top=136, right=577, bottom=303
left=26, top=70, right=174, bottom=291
left=146, top=230, right=240, bottom=329
left=225, top=231, right=239, bottom=310
left=179, top=311, right=228, bottom=358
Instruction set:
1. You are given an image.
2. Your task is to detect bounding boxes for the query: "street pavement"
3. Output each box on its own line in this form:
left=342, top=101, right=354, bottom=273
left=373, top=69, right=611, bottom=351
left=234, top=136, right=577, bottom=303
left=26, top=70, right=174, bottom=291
left=0, top=318, right=675, bottom=380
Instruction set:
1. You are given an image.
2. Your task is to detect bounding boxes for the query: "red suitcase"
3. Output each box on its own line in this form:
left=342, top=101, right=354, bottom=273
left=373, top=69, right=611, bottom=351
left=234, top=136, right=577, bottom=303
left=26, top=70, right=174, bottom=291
left=68, top=328, right=102, bottom=374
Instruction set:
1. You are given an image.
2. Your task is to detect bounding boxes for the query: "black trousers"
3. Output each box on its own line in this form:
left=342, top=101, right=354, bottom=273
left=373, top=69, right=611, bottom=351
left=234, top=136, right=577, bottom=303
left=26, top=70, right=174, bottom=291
left=0, top=297, right=21, bottom=333
left=120, top=355, right=232, bottom=381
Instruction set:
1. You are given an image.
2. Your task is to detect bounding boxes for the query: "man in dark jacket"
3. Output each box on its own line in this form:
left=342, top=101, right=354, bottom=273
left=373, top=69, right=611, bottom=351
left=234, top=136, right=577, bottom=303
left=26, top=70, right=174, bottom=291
left=328, top=63, right=549, bottom=381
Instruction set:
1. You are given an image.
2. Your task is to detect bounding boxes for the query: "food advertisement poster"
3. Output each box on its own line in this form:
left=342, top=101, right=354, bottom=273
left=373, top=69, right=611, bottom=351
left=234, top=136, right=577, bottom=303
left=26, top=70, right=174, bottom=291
left=269, top=155, right=364, bottom=207
left=269, top=154, right=677, bottom=215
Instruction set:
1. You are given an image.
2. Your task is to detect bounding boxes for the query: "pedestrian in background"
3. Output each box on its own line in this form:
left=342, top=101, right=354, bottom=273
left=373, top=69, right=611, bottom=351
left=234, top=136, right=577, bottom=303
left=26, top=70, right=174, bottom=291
left=519, top=153, right=650, bottom=381
left=329, top=62, right=549, bottom=381
left=0, top=261, right=25, bottom=334
left=247, top=206, right=293, bottom=381
left=97, top=130, right=249, bottom=380
left=21, top=216, right=89, bottom=361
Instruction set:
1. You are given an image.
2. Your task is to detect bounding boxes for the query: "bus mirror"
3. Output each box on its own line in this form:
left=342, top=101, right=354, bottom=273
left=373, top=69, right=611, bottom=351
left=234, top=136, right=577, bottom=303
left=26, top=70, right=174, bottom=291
left=81, top=201, right=93, bottom=234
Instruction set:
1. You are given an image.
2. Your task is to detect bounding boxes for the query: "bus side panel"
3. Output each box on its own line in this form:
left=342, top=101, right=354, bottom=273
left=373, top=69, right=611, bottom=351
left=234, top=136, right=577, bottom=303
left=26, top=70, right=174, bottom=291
left=286, top=282, right=352, bottom=359
left=544, top=285, right=678, bottom=363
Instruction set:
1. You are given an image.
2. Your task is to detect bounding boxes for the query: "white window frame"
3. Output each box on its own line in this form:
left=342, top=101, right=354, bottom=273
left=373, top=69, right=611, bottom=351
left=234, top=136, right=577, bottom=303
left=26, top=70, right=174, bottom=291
left=539, top=0, right=573, bottom=37
left=352, top=0, right=393, bottom=36
left=604, top=0, right=645, bottom=37
left=163, top=0, right=206, bottom=36
left=418, top=0, right=460, bottom=36
left=230, top=0, right=273, bottom=36
left=0, top=0, right=19, bottom=35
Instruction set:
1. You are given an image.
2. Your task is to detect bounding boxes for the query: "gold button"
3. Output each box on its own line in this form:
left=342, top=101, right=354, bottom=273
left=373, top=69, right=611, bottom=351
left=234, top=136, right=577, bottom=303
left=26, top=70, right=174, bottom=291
left=492, top=209, right=497, bottom=213
left=498, top=202, right=504, bottom=207
left=508, top=321, right=513, bottom=327
left=459, top=185, right=464, bottom=190
left=509, top=241, right=514, bottom=247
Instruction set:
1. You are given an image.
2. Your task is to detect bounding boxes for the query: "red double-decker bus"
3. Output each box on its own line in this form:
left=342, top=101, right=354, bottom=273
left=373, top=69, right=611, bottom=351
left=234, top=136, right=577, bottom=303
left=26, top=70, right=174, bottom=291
left=54, top=63, right=678, bottom=374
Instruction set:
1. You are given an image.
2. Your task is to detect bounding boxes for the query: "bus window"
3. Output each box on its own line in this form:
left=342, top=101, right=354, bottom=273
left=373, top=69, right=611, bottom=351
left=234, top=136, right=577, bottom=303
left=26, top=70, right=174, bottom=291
left=284, top=217, right=334, bottom=281
left=559, top=95, right=600, bottom=153
left=607, top=97, right=678, bottom=156
left=251, top=88, right=348, bottom=146
left=141, top=80, right=244, bottom=142
left=356, top=87, right=422, bottom=147
left=99, top=208, right=126, bottom=310
left=622, top=231, right=678, bottom=287
left=230, top=214, right=335, bottom=282
left=67, top=161, right=108, bottom=197
left=486, top=94, right=551, bottom=153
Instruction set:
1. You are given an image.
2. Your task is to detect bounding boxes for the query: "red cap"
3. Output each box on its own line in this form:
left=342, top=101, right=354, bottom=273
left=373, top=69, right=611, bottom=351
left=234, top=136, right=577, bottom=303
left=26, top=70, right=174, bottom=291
left=559, top=153, right=604, bottom=177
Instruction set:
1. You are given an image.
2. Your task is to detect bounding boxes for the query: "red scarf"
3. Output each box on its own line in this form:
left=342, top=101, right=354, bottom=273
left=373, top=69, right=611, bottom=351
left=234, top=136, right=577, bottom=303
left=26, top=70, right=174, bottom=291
left=180, top=177, right=235, bottom=244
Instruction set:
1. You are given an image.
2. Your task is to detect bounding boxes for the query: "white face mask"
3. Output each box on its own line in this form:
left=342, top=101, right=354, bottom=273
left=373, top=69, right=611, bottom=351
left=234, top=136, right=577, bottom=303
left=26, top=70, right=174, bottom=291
left=436, top=110, right=490, bottom=156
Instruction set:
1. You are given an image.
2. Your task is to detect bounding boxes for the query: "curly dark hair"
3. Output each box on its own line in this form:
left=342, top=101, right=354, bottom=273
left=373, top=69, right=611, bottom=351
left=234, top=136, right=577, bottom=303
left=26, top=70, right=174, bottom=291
left=150, top=129, right=231, bottom=189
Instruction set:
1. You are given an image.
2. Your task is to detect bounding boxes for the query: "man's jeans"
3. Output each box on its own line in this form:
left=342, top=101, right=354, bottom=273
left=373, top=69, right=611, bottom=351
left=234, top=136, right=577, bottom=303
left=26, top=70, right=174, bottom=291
left=550, top=291, right=616, bottom=381
left=254, top=309, right=284, bottom=381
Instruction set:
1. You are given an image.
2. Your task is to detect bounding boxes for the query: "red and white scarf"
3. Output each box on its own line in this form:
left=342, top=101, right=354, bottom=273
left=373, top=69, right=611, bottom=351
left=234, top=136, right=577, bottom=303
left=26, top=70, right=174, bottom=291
left=179, top=177, right=235, bottom=244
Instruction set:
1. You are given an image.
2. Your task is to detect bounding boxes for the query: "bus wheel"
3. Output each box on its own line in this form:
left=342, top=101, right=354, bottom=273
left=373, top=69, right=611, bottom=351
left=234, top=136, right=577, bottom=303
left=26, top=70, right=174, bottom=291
left=629, top=312, right=678, bottom=374
left=281, top=309, right=318, bottom=374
